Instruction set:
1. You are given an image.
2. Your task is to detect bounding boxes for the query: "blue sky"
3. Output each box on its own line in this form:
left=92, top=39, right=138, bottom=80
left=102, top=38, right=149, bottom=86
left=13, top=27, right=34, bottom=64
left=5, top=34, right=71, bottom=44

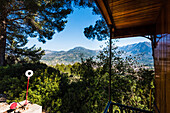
left=26, top=8, right=150, bottom=51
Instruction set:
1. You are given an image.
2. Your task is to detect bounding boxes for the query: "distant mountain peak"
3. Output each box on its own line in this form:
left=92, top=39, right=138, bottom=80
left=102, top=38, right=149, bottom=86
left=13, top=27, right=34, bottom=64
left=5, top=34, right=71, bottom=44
left=70, top=46, right=87, bottom=50
left=73, top=46, right=85, bottom=49
left=41, top=46, right=99, bottom=65
left=120, top=41, right=151, bottom=47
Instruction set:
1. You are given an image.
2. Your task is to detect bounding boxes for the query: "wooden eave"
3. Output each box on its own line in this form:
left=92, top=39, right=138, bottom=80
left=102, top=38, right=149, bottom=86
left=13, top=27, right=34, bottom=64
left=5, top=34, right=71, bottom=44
left=94, top=0, right=162, bottom=38
left=94, top=0, right=113, bottom=26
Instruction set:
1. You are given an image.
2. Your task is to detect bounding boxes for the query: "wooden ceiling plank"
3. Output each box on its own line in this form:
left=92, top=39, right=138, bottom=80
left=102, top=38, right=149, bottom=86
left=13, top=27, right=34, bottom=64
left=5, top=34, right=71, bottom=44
left=115, top=18, right=154, bottom=29
left=115, top=13, right=158, bottom=22
left=115, top=18, right=154, bottom=25
left=109, top=0, right=161, bottom=8
left=108, top=0, right=161, bottom=4
left=108, top=0, right=132, bottom=4
left=114, top=11, right=159, bottom=23
left=110, top=1, right=161, bottom=13
left=112, top=4, right=161, bottom=18
left=114, top=11, right=159, bottom=20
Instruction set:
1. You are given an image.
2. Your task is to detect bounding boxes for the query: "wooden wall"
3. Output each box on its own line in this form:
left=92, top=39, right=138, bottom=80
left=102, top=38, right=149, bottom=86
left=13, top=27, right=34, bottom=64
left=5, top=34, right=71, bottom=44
left=154, top=0, right=170, bottom=112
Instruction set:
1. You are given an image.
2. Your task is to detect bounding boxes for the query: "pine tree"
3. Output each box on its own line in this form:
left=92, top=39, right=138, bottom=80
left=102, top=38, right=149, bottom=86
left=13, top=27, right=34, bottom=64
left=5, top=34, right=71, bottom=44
left=84, top=19, right=109, bottom=41
left=6, top=43, right=45, bottom=64
left=0, top=0, right=73, bottom=66
left=0, top=0, right=98, bottom=66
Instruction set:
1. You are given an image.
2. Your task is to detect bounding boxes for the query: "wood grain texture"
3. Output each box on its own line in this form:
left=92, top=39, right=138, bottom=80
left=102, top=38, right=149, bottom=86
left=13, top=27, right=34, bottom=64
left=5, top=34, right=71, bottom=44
left=95, top=0, right=162, bottom=37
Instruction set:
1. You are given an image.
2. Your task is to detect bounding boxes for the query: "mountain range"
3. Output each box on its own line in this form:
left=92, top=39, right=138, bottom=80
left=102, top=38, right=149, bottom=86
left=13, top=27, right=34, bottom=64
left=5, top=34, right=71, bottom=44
left=119, top=42, right=153, bottom=66
left=41, top=47, right=99, bottom=65
left=41, top=42, right=153, bottom=66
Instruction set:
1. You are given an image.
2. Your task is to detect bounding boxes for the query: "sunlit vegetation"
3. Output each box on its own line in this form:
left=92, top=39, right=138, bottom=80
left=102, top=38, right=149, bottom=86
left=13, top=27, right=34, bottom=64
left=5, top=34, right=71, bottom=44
left=0, top=43, right=154, bottom=113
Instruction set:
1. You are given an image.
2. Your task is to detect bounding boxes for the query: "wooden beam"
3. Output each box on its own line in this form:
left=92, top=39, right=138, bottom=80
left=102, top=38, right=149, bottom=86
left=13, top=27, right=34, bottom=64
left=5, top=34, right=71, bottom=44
left=94, top=0, right=116, bottom=30
left=94, top=0, right=113, bottom=25
left=113, top=24, right=156, bottom=38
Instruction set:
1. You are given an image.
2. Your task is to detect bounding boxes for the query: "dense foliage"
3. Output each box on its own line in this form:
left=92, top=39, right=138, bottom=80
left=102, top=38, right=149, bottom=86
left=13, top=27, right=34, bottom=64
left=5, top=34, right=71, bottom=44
left=6, top=44, right=45, bottom=65
left=0, top=43, right=154, bottom=113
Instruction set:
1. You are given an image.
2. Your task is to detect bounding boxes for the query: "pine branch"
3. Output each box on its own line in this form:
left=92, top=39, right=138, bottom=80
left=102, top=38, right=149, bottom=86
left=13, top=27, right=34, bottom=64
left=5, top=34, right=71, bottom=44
left=8, top=17, right=27, bottom=21
left=7, top=8, right=27, bottom=13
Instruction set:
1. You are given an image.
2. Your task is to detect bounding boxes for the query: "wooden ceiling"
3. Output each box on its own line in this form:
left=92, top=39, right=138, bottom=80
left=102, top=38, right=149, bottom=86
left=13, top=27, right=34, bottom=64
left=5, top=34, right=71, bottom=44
left=95, top=0, right=162, bottom=38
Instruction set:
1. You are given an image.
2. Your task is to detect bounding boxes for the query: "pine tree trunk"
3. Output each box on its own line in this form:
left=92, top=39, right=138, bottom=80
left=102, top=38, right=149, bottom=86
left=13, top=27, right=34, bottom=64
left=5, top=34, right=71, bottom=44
left=0, top=20, right=6, bottom=66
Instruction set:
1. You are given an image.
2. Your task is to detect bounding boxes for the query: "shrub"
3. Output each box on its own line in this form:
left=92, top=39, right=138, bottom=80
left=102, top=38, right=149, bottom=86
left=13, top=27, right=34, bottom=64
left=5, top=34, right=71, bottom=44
left=0, top=63, right=61, bottom=113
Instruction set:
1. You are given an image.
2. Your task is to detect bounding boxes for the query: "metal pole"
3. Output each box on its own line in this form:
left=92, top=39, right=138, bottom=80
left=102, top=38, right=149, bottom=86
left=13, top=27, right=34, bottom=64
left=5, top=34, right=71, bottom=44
left=149, top=89, right=152, bottom=111
left=109, top=25, right=113, bottom=113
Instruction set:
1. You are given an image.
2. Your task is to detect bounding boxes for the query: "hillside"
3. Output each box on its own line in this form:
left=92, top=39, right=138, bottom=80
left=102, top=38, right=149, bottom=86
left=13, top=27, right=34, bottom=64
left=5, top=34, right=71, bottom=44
left=41, top=47, right=99, bottom=65
left=119, top=42, right=153, bottom=66
left=119, top=42, right=152, bottom=55
left=41, top=42, right=153, bottom=66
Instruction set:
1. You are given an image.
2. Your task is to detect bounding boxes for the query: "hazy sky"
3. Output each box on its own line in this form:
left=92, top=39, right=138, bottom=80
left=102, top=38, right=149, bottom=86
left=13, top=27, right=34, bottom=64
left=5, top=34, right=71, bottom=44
left=26, top=8, right=150, bottom=51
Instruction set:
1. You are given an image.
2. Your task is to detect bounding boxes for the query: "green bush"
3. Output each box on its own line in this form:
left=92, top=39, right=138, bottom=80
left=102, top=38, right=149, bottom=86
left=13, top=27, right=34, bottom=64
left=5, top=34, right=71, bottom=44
left=0, top=63, right=61, bottom=113
left=0, top=60, right=154, bottom=112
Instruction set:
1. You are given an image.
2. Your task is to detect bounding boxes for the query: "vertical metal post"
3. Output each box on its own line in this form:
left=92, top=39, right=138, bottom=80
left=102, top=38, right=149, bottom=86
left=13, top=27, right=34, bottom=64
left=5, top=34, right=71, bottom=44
left=109, top=25, right=113, bottom=113
left=149, top=89, right=152, bottom=111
